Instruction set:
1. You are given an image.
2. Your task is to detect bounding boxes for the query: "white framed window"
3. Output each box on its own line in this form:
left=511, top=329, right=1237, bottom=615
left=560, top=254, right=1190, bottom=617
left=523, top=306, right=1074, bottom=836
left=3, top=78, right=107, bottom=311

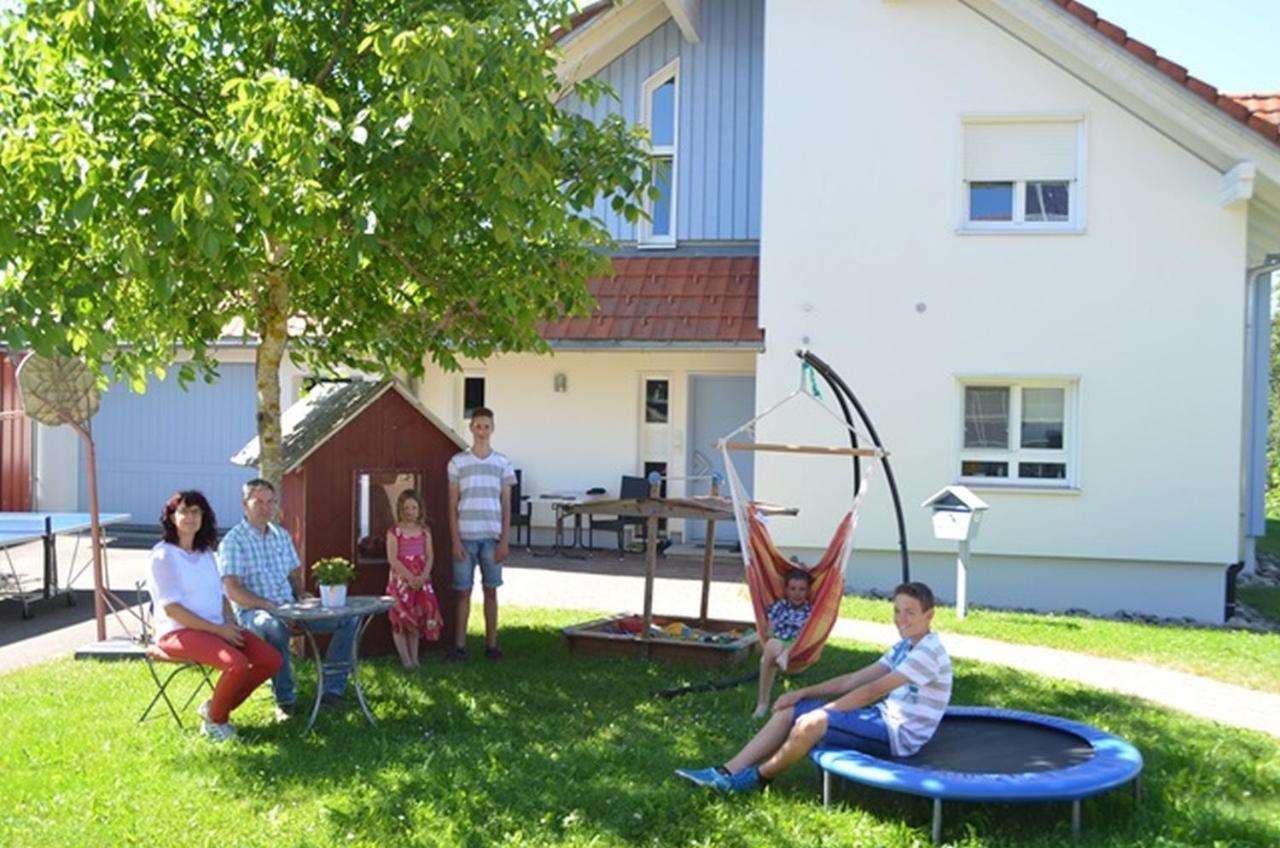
left=957, top=378, right=1078, bottom=488
left=960, top=116, right=1085, bottom=233
left=640, top=60, right=678, bottom=247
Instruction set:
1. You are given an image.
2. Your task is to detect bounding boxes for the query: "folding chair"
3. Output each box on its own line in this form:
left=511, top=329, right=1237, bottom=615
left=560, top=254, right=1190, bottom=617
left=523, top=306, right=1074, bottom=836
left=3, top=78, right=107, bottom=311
left=135, top=581, right=215, bottom=728
left=511, top=469, right=534, bottom=548
left=588, top=475, right=650, bottom=554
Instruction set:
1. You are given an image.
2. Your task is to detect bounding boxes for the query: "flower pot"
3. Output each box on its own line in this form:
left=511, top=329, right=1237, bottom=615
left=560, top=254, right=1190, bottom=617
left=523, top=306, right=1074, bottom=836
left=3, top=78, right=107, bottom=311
left=319, top=584, right=348, bottom=609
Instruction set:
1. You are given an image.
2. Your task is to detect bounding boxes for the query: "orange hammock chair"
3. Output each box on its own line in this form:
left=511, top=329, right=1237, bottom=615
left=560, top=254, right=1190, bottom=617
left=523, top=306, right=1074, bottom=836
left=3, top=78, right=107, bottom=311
left=720, top=380, right=878, bottom=675
left=742, top=507, right=855, bottom=674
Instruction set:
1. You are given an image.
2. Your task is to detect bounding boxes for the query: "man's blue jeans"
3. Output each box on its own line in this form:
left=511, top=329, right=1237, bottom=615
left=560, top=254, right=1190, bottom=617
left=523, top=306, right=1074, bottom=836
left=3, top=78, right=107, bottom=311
left=236, top=608, right=359, bottom=706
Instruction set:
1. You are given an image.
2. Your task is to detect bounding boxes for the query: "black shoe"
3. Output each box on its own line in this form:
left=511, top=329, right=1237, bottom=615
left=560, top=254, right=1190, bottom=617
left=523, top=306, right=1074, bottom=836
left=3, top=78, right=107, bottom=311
left=320, top=692, right=345, bottom=708
left=484, top=646, right=504, bottom=660
left=445, top=647, right=468, bottom=663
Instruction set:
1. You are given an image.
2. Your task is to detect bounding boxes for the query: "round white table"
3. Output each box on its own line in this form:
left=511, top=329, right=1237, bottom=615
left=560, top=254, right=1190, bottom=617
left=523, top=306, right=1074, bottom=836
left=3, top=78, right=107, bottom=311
left=272, top=595, right=394, bottom=733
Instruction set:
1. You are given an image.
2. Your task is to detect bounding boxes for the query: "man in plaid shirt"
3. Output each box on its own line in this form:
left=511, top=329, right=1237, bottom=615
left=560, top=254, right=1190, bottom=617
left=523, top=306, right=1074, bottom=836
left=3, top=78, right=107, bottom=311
left=220, top=479, right=358, bottom=720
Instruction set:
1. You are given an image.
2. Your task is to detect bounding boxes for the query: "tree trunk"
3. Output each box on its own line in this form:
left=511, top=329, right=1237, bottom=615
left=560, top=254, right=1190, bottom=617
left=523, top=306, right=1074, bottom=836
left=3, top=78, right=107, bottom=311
left=255, top=269, right=289, bottom=504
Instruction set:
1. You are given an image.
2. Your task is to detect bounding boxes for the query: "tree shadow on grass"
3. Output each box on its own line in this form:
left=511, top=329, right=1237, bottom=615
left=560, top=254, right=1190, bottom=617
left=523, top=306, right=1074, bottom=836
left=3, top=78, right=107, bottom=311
left=197, top=627, right=1277, bottom=847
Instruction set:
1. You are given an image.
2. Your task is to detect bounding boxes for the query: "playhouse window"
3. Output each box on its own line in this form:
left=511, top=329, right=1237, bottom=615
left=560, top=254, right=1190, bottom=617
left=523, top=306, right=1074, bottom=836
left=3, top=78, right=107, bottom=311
left=355, top=470, right=424, bottom=563
left=958, top=381, right=1075, bottom=487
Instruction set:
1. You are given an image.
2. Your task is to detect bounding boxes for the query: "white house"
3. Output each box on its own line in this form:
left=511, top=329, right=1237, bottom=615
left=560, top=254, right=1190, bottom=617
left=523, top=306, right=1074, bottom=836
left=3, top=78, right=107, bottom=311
left=749, top=0, right=1280, bottom=621
left=422, top=0, right=1280, bottom=621
left=24, top=0, right=1280, bottom=621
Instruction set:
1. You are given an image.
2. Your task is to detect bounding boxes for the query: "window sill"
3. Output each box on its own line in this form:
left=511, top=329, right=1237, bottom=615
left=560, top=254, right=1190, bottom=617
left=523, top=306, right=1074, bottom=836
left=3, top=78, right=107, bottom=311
left=955, top=226, right=1086, bottom=236
left=958, top=482, right=1081, bottom=496
left=636, top=240, right=677, bottom=250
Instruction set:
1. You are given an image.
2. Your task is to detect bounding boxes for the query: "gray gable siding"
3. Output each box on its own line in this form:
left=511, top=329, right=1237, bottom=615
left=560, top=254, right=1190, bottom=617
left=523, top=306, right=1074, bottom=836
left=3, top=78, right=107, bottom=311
left=559, top=0, right=763, bottom=243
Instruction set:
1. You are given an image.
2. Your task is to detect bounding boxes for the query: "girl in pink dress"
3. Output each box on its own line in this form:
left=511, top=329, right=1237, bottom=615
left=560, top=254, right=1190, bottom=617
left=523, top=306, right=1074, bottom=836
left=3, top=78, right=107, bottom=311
left=386, top=490, right=441, bottom=667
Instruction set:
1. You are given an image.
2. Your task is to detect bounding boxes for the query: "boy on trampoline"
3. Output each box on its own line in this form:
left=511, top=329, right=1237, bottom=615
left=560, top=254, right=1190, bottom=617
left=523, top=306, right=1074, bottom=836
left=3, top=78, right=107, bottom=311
left=754, top=567, right=814, bottom=718
left=677, top=581, right=951, bottom=793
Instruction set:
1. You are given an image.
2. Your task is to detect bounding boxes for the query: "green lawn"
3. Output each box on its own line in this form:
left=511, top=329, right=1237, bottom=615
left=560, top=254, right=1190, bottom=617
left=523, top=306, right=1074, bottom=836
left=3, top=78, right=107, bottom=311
left=838, top=595, right=1280, bottom=693
left=1240, top=586, right=1280, bottom=625
left=1254, top=518, right=1280, bottom=558
left=2, top=607, right=1277, bottom=847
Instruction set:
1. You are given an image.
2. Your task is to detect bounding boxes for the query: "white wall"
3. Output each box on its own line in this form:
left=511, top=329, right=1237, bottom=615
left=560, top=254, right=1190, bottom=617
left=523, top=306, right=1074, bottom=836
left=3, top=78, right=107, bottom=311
left=848, top=549, right=1227, bottom=622
left=757, top=0, right=1249, bottom=618
left=417, top=349, right=754, bottom=534
left=33, top=423, right=79, bottom=511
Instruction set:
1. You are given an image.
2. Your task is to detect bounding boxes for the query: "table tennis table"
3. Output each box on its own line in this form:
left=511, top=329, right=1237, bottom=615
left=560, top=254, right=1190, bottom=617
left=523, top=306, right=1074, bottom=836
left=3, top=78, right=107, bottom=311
left=0, top=511, right=130, bottom=619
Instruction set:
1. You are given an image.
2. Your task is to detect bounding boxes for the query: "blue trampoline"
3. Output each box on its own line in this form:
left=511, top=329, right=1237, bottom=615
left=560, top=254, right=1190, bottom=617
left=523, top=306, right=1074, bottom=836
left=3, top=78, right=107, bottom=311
left=810, top=706, right=1143, bottom=843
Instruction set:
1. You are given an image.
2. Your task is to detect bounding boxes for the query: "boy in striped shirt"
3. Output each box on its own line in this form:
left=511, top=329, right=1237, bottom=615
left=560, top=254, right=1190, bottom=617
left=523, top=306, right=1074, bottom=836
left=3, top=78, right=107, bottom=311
left=447, top=407, right=516, bottom=661
left=676, top=581, right=952, bottom=792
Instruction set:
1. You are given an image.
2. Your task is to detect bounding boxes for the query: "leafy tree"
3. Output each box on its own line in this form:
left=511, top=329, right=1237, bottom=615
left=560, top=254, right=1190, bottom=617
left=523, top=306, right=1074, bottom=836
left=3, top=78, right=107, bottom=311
left=0, top=0, right=649, bottom=490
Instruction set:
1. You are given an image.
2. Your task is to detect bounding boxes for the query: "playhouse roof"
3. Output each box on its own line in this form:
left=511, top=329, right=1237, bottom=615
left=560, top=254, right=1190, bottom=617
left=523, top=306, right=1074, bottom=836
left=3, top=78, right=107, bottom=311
left=230, top=380, right=466, bottom=473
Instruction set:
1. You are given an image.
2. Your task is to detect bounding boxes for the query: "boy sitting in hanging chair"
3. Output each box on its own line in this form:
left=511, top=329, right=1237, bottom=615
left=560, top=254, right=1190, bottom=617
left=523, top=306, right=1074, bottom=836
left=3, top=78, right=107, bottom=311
left=754, top=568, right=814, bottom=718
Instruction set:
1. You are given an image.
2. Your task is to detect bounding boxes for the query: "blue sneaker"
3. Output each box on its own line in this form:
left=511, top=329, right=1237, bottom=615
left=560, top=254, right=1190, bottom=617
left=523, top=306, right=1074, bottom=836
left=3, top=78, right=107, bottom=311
left=722, top=766, right=762, bottom=793
left=674, top=766, right=729, bottom=789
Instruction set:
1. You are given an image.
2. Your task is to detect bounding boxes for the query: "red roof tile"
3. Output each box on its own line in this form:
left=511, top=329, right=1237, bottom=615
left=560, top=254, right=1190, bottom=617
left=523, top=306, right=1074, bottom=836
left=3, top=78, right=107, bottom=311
left=1232, top=94, right=1280, bottom=129
left=539, top=256, right=764, bottom=345
left=1051, top=1, right=1280, bottom=147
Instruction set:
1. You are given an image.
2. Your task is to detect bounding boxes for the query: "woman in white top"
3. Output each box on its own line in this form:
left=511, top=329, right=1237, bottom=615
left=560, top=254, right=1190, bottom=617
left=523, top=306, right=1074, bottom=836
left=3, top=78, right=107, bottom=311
left=148, top=490, right=282, bottom=741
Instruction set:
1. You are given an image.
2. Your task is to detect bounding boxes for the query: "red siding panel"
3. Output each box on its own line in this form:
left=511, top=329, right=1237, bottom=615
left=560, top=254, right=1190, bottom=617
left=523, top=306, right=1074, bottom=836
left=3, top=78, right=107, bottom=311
left=0, top=354, right=31, bottom=512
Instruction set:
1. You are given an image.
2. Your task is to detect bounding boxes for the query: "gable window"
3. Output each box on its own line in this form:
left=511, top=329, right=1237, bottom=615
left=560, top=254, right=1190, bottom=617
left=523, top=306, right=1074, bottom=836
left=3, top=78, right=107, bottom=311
left=961, top=117, right=1084, bottom=232
left=958, top=379, right=1077, bottom=488
left=640, top=60, right=678, bottom=247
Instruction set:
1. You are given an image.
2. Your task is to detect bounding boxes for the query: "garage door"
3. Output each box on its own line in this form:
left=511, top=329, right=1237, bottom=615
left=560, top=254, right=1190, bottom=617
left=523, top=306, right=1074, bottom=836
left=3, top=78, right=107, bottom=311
left=79, top=364, right=259, bottom=529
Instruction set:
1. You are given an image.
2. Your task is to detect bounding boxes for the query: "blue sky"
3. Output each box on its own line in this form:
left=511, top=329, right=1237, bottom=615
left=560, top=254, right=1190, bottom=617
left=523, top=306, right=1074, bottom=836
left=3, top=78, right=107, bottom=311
left=1, top=1, right=1274, bottom=92
left=1084, top=0, right=1280, bottom=93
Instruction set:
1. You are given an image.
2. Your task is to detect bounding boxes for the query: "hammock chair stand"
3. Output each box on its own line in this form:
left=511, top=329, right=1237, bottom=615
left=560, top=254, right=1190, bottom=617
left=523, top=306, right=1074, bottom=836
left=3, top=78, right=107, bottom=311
left=559, top=478, right=798, bottom=668
left=797, top=349, right=911, bottom=584
left=712, top=349, right=911, bottom=678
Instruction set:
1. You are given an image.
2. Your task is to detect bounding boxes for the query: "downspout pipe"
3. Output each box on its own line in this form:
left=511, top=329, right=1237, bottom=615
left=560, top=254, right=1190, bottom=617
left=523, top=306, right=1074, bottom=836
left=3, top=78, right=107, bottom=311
left=1243, top=255, right=1280, bottom=574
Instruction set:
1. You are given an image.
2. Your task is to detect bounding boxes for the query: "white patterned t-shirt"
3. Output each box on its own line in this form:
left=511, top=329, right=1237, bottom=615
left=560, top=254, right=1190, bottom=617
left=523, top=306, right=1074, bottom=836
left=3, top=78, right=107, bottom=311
left=876, top=632, right=953, bottom=756
left=447, top=449, right=516, bottom=540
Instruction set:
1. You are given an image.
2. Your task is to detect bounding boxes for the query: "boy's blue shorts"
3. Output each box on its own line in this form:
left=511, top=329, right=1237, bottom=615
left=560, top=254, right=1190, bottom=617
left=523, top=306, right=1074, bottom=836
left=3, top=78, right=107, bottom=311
left=453, top=538, right=502, bottom=590
left=794, top=699, right=893, bottom=758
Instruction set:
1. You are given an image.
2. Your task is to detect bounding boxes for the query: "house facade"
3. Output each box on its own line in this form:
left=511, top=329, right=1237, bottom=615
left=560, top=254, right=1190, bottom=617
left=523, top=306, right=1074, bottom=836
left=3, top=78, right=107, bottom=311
left=750, top=0, right=1280, bottom=619
left=26, top=0, right=1280, bottom=620
left=515, top=0, right=1280, bottom=620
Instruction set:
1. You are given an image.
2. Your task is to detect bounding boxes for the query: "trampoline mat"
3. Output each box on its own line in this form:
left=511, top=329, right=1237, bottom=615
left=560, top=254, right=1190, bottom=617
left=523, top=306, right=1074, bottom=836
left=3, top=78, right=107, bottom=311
left=902, top=716, right=1095, bottom=773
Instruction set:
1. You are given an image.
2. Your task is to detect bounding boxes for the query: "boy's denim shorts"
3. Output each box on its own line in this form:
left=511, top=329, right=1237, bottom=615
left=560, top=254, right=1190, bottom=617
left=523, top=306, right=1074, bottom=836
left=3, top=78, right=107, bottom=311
left=453, top=538, right=502, bottom=590
left=794, top=700, right=893, bottom=758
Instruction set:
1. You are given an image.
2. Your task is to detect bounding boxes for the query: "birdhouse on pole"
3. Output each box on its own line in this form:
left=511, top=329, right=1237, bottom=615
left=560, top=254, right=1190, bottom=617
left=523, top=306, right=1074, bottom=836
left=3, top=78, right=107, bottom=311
left=922, top=486, right=989, bottom=618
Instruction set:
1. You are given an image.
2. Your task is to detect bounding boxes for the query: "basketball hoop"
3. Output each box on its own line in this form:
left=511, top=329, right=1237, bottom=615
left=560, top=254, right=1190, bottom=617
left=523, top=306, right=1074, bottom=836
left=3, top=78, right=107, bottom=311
left=15, top=353, right=100, bottom=427
left=13, top=354, right=120, bottom=640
